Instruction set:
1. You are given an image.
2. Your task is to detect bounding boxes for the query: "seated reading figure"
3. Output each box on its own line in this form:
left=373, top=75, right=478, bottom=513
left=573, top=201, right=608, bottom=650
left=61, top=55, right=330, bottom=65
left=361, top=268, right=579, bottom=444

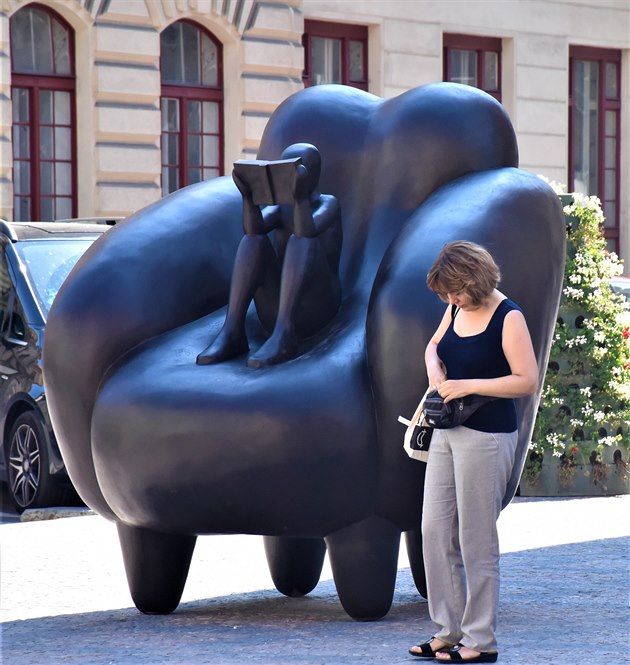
left=197, top=143, right=342, bottom=368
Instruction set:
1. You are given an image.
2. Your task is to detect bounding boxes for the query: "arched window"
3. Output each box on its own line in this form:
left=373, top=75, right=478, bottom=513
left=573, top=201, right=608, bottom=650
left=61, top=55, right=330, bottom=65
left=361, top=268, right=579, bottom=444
left=160, top=21, right=223, bottom=195
left=10, top=4, right=76, bottom=221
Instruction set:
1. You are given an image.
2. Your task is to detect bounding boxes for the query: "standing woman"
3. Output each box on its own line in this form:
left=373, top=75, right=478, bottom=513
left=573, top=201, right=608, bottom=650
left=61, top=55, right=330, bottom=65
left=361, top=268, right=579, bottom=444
left=409, top=241, right=538, bottom=663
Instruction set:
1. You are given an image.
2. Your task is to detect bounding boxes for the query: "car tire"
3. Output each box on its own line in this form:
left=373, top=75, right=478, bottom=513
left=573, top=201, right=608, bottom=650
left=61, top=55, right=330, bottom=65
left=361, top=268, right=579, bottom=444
left=6, top=411, right=66, bottom=513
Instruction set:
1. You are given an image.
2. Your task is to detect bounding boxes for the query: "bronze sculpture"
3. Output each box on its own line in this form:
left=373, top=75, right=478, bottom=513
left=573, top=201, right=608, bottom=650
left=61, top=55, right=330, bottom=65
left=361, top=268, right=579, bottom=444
left=43, top=83, right=565, bottom=620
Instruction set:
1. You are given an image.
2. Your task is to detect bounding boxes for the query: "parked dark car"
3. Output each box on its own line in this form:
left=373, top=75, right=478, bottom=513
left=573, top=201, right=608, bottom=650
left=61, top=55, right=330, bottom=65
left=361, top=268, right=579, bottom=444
left=0, top=219, right=115, bottom=512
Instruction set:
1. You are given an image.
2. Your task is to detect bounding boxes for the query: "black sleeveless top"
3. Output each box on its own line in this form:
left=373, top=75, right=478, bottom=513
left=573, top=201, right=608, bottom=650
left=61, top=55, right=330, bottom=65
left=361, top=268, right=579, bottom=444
left=436, top=298, right=521, bottom=433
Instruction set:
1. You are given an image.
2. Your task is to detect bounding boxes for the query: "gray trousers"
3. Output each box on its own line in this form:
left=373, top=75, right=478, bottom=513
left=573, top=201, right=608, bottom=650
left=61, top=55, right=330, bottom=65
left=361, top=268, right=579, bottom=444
left=422, top=425, right=518, bottom=652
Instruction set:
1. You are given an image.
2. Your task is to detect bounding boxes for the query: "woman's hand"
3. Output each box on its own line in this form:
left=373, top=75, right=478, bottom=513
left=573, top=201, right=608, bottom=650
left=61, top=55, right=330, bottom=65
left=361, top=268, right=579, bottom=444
left=437, top=379, right=474, bottom=403
left=427, top=370, right=446, bottom=391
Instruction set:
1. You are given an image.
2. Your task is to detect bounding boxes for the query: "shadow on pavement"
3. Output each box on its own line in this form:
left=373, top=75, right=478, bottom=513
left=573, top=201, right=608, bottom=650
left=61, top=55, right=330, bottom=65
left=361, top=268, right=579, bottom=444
left=3, top=537, right=628, bottom=665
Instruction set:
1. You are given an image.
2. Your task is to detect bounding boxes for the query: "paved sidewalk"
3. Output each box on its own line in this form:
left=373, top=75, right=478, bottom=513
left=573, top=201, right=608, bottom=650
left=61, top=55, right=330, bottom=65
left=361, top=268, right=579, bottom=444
left=2, top=495, right=629, bottom=664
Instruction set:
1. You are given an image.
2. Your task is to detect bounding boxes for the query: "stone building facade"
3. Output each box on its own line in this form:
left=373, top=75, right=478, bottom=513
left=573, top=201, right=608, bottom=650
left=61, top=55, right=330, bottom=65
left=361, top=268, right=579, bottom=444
left=1, top=0, right=629, bottom=265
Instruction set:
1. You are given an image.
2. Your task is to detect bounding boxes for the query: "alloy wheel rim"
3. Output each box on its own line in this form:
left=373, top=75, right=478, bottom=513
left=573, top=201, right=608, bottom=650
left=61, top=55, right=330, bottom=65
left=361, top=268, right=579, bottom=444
left=8, top=423, right=40, bottom=509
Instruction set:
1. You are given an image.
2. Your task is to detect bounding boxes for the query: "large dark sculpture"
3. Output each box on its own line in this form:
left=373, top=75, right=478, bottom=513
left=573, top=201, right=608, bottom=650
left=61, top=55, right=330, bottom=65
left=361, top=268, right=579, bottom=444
left=43, top=83, right=565, bottom=621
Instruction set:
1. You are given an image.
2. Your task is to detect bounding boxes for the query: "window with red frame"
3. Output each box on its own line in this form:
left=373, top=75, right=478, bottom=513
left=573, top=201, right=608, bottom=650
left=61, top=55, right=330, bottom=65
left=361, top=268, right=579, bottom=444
left=160, top=21, right=224, bottom=195
left=10, top=4, right=76, bottom=221
left=443, top=34, right=502, bottom=102
left=569, top=46, right=621, bottom=256
left=303, top=20, right=368, bottom=90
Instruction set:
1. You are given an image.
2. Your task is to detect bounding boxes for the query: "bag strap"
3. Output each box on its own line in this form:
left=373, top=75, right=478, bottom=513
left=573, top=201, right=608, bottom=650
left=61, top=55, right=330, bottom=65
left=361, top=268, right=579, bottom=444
left=410, top=386, right=432, bottom=427
left=451, top=304, right=459, bottom=320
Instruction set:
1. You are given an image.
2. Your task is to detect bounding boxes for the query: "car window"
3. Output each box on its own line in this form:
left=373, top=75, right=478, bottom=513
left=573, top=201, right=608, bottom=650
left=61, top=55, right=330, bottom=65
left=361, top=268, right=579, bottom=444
left=14, top=237, right=98, bottom=318
left=0, top=249, right=11, bottom=332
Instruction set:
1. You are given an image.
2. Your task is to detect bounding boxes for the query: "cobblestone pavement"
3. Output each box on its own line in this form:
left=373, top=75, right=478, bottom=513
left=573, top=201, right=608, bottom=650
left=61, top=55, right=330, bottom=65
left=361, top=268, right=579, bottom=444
left=2, top=495, right=629, bottom=664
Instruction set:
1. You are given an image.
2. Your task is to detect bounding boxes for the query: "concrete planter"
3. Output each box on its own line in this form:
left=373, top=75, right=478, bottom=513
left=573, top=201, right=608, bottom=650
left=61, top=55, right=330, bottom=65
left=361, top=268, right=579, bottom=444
left=520, top=447, right=630, bottom=497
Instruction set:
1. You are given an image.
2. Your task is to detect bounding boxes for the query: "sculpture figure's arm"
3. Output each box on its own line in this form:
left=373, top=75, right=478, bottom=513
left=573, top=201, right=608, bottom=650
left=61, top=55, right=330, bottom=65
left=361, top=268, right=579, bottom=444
left=292, top=165, right=340, bottom=238
left=233, top=170, right=281, bottom=235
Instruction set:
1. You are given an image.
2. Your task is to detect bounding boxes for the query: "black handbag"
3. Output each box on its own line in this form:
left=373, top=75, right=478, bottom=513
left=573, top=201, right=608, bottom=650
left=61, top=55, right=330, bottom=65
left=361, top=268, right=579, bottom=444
left=422, top=389, right=496, bottom=429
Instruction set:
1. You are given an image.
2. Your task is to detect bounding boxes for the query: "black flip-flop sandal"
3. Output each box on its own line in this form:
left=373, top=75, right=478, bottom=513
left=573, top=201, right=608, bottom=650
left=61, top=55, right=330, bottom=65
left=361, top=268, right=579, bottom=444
left=437, top=644, right=498, bottom=663
left=409, top=638, right=451, bottom=658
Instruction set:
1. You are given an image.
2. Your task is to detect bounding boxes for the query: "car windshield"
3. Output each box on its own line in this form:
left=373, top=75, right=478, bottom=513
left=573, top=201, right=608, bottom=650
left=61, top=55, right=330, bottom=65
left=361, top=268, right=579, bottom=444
left=15, top=237, right=98, bottom=318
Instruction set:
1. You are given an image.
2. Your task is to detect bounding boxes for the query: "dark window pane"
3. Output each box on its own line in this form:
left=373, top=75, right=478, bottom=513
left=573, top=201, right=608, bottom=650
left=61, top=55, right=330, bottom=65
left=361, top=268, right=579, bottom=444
left=311, top=36, right=342, bottom=85
left=56, top=196, right=72, bottom=219
left=11, top=8, right=52, bottom=73
left=484, top=51, right=499, bottom=91
left=605, top=137, right=616, bottom=169
left=187, top=134, right=201, bottom=165
left=12, top=126, right=29, bottom=159
left=202, top=102, right=219, bottom=133
left=55, top=127, right=71, bottom=160
left=167, top=134, right=179, bottom=163
left=40, top=161, right=54, bottom=195
left=12, top=88, right=29, bottom=122
left=450, top=49, right=477, bottom=86
left=10, top=10, right=34, bottom=71
left=52, top=18, right=71, bottom=74
left=604, top=168, right=616, bottom=200
left=603, top=201, right=616, bottom=229
left=41, top=197, right=54, bottom=221
left=187, top=100, right=201, bottom=133
left=349, top=40, right=365, bottom=82
left=39, top=90, right=53, bottom=124
left=161, top=23, right=183, bottom=84
left=202, top=135, right=219, bottom=167
left=604, top=237, right=617, bottom=254
left=31, top=8, right=54, bottom=73
left=572, top=60, right=598, bottom=194
left=162, top=166, right=179, bottom=195
left=201, top=33, right=218, bottom=87
left=161, top=98, right=179, bottom=131
left=605, top=61, right=618, bottom=99
left=182, top=23, right=200, bottom=85
left=14, top=160, right=30, bottom=195
left=40, top=126, right=54, bottom=159
left=14, top=197, right=31, bottom=221
left=187, top=167, right=201, bottom=184
left=54, top=91, right=71, bottom=124
left=605, top=109, right=617, bottom=137
left=55, top=162, right=72, bottom=195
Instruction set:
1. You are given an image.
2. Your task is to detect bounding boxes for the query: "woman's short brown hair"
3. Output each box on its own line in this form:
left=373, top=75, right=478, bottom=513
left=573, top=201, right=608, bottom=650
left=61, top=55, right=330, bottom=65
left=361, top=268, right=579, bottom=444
left=426, top=241, right=501, bottom=307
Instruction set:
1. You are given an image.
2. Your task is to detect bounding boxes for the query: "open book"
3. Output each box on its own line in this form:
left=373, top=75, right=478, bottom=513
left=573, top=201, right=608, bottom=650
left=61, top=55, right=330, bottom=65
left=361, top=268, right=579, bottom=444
left=233, top=157, right=302, bottom=206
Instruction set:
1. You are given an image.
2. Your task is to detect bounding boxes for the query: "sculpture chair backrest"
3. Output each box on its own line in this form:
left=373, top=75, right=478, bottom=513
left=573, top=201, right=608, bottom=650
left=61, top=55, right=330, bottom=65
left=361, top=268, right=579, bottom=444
left=257, top=82, right=519, bottom=293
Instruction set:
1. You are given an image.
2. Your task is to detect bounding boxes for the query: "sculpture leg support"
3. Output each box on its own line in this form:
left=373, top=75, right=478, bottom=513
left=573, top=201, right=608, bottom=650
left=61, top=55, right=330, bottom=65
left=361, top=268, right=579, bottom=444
left=117, top=522, right=197, bottom=614
left=263, top=535, right=327, bottom=597
left=405, top=528, right=427, bottom=598
left=325, top=516, right=400, bottom=621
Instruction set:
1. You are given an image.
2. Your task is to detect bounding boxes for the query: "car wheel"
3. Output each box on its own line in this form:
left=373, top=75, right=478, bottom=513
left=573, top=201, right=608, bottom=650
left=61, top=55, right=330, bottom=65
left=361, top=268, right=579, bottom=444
left=6, top=411, right=65, bottom=512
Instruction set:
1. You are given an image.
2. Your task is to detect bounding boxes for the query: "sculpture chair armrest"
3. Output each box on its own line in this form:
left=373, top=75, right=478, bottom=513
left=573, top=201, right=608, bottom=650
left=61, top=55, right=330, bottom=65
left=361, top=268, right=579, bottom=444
left=43, top=177, right=243, bottom=516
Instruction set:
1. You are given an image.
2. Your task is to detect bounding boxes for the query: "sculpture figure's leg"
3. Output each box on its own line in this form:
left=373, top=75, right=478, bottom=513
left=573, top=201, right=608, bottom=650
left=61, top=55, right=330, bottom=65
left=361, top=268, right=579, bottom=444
left=263, top=535, right=327, bottom=597
left=325, top=516, right=400, bottom=621
left=405, top=528, right=427, bottom=598
left=197, top=234, right=280, bottom=365
left=117, top=523, right=196, bottom=614
left=248, top=235, right=339, bottom=368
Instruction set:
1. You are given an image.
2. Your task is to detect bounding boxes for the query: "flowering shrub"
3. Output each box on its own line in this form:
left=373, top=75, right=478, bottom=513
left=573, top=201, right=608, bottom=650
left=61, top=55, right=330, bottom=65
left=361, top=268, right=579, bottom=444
left=530, top=184, right=630, bottom=470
